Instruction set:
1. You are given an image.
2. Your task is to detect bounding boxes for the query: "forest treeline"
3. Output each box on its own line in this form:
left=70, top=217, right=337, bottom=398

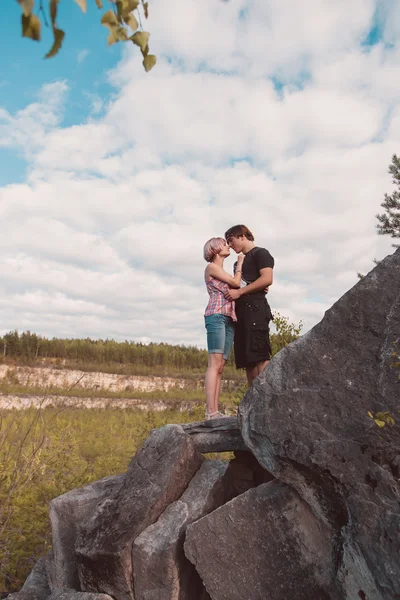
left=0, top=313, right=302, bottom=375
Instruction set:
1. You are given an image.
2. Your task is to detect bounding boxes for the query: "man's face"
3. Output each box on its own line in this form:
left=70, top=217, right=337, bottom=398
left=226, top=235, right=244, bottom=253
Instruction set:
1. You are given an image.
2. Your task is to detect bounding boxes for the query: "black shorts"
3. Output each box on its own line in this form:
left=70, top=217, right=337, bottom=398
left=234, top=295, right=272, bottom=369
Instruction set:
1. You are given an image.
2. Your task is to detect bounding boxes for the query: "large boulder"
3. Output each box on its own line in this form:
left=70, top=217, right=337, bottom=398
left=76, top=425, right=203, bottom=600
left=184, top=481, right=338, bottom=600
left=133, top=460, right=227, bottom=600
left=4, top=558, right=50, bottom=600
left=49, top=474, right=124, bottom=590
left=47, top=592, right=114, bottom=600
left=239, top=248, right=400, bottom=599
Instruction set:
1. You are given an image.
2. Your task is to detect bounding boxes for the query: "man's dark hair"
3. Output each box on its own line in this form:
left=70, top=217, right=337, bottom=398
left=225, top=224, right=255, bottom=242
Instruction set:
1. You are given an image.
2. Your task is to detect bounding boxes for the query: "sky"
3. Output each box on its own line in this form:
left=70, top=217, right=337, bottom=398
left=0, top=0, right=399, bottom=348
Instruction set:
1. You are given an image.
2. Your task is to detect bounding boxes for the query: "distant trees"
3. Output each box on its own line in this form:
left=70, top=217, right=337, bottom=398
left=376, top=154, right=400, bottom=247
left=0, top=317, right=303, bottom=375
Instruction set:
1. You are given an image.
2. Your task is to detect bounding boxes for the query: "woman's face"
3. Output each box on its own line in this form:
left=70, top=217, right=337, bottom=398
left=218, top=240, right=231, bottom=257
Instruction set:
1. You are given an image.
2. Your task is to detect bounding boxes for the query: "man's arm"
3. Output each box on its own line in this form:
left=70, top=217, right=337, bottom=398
left=224, top=267, right=273, bottom=301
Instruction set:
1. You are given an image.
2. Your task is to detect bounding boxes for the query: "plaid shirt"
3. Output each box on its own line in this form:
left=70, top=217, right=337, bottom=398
left=204, top=277, right=237, bottom=321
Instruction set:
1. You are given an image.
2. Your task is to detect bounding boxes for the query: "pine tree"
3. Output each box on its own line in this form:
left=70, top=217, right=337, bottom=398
left=376, top=154, right=400, bottom=247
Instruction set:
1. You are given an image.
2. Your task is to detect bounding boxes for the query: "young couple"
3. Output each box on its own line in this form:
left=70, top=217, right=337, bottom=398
left=203, top=224, right=274, bottom=420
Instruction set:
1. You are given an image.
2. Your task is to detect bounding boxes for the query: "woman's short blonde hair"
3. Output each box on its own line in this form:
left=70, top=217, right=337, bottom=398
left=203, top=237, right=226, bottom=262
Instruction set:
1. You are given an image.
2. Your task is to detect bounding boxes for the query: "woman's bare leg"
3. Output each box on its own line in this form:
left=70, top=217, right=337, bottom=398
left=214, top=358, right=226, bottom=412
left=205, top=353, right=224, bottom=416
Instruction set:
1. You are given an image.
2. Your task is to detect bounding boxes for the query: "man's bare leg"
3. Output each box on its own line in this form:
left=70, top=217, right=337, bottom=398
left=246, top=359, right=270, bottom=386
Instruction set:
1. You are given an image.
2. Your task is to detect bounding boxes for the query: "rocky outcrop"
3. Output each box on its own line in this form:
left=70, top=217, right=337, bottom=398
left=76, top=425, right=204, bottom=600
left=7, top=249, right=400, bottom=600
left=239, top=248, right=400, bottom=599
left=132, top=460, right=227, bottom=600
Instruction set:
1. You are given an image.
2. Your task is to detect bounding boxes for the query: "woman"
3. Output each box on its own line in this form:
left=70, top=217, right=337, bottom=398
left=203, top=237, right=244, bottom=420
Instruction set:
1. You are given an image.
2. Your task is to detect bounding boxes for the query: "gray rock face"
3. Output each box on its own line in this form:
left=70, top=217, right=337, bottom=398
left=133, top=460, right=227, bottom=600
left=239, top=249, right=400, bottom=599
left=50, top=474, right=124, bottom=590
left=4, top=558, right=50, bottom=600
left=184, top=481, right=337, bottom=600
left=221, top=450, right=274, bottom=500
left=48, top=591, right=114, bottom=600
left=76, top=425, right=203, bottom=600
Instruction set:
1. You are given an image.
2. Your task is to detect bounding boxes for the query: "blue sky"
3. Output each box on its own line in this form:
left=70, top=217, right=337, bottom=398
left=0, top=0, right=398, bottom=346
left=1, top=2, right=121, bottom=183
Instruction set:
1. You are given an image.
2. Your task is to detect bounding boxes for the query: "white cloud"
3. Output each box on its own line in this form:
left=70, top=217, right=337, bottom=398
left=77, top=49, right=90, bottom=64
left=0, top=0, right=398, bottom=349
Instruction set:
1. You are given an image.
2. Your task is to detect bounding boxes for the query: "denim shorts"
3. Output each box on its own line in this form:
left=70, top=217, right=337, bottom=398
left=204, top=313, right=235, bottom=360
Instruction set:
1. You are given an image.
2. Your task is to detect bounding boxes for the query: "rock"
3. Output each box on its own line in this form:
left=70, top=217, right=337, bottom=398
left=184, top=481, right=337, bottom=600
left=221, top=450, right=274, bottom=500
left=4, top=558, right=50, bottom=600
left=133, top=460, right=228, bottom=600
left=181, top=417, right=247, bottom=452
left=239, top=248, right=400, bottom=599
left=76, top=425, right=203, bottom=600
left=48, top=591, right=114, bottom=600
left=49, top=474, right=124, bottom=590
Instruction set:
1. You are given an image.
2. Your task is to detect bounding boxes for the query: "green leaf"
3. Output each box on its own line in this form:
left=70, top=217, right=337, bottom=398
left=101, top=10, right=120, bottom=45
left=74, top=0, right=87, bottom=13
left=18, top=0, right=34, bottom=17
left=116, top=0, right=139, bottom=19
left=22, top=14, right=41, bottom=41
left=143, top=54, right=156, bottom=72
left=115, top=26, right=128, bottom=42
left=45, top=27, right=65, bottom=58
left=367, top=411, right=374, bottom=419
left=131, top=30, right=149, bottom=52
left=124, top=13, right=139, bottom=31
left=101, top=10, right=118, bottom=26
left=374, top=419, right=386, bottom=428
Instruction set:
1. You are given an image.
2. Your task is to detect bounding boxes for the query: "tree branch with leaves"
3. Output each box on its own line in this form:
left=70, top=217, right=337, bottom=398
left=16, top=0, right=156, bottom=70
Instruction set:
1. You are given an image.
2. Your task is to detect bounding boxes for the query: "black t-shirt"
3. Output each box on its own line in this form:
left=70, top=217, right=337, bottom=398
left=235, top=247, right=274, bottom=285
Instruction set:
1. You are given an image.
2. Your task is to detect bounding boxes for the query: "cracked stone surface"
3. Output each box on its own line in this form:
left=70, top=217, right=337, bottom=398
left=133, top=460, right=228, bottom=600
left=239, top=248, right=400, bottom=599
left=49, top=474, right=124, bottom=590
left=4, top=558, right=50, bottom=600
left=76, top=425, right=203, bottom=600
left=184, top=481, right=337, bottom=600
left=47, top=591, right=114, bottom=600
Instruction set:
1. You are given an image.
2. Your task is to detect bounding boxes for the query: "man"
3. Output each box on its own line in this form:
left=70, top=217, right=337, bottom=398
left=224, top=224, right=274, bottom=386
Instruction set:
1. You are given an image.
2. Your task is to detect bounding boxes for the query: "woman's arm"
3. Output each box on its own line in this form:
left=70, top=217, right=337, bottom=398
left=224, top=267, right=273, bottom=300
left=207, top=254, right=244, bottom=288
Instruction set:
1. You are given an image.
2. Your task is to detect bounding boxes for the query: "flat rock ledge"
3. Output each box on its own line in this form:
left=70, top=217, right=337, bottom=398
left=181, top=415, right=248, bottom=452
